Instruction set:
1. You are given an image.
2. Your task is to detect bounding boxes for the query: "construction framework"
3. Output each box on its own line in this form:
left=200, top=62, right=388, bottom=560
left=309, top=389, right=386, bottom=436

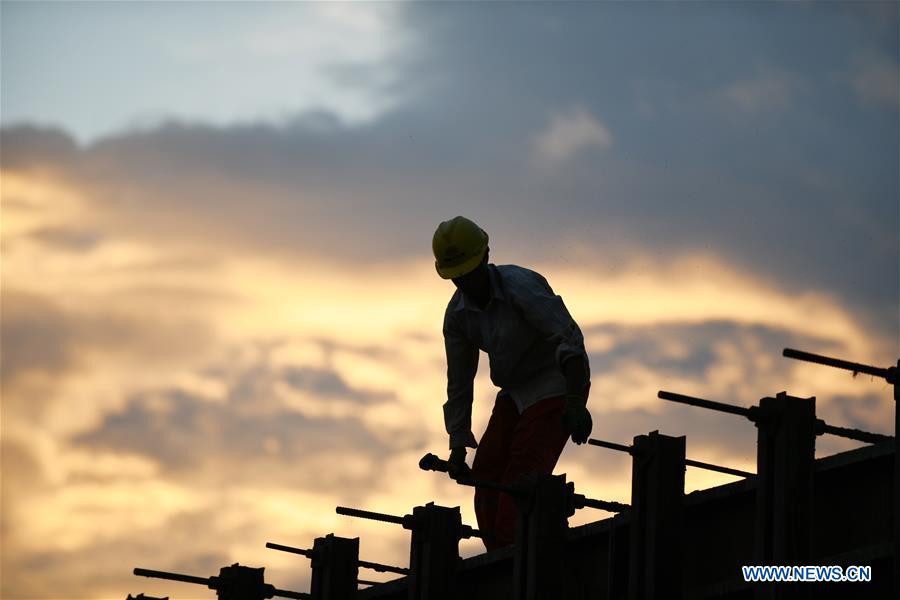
left=129, top=347, right=896, bottom=600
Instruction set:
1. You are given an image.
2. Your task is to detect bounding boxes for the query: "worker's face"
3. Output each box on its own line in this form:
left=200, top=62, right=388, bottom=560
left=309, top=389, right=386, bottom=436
left=451, top=261, right=490, bottom=300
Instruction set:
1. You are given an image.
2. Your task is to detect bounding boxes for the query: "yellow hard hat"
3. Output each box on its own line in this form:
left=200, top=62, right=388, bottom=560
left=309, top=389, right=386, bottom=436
left=432, top=216, right=489, bottom=279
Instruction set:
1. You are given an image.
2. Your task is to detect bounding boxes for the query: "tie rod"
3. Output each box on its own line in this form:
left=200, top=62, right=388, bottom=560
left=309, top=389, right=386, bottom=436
left=265, top=542, right=409, bottom=575
left=657, top=391, right=892, bottom=445
left=587, top=438, right=754, bottom=478
left=418, top=453, right=630, bottom=513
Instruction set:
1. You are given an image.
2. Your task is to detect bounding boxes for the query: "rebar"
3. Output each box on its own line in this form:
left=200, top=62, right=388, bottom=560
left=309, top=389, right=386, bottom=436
left=267, top=540, right=408, bottom=575
left=657, top=391, right=752, bottom=418
left=783, top=348, right=894, bottom=381
left=265, top=542, right=315, bottom=558
left=588, top=437, right=754, bottom=478
left=587, top=439, right=633, bottom=453
left=420, top=453, right=629, bottom=514
left=335, top=506, right=408, bottom=526
left=133, top=568, right=209, bottom=587
left=359, top=559, right=409, bottom=575
left=685, top=458, right=753, bottom=478
left=658, top=390, right=891, bottom=444
left=819, top=422, right=892, bottom=444
left=573, top=495, right=630, bottom=513
left=133, top=567, right=309, bottom=599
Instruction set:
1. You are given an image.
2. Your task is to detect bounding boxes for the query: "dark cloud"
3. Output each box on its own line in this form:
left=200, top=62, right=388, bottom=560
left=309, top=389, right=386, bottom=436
left=0, top=124, right=79, bottom=170
left=0, top=438, right=49, bottom=549
left=5, top=5, right=895, bottom=597
left=2, top=3, right=895, bottom=342
left=0, top=288, right=217, bottom=373
left=281, top=365, right=392, bottom=404
left=27, top=225, right=104, bottom=252
left=73, top=354, right=419, bottom=492
left=1, top=289, right=75, bottom=385
left=578, top=319, right=893, bottom=463
left=585, top=320, right=836, bottom=380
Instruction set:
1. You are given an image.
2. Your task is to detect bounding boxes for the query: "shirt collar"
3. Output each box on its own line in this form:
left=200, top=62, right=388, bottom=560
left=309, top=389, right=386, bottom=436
left=453, top=264, right=504, bottom=312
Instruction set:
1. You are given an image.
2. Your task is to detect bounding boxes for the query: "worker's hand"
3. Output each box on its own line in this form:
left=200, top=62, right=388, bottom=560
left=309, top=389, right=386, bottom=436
left=447, top=447, right=472, bottom=480
left=563, top=394, right=592, bottom=444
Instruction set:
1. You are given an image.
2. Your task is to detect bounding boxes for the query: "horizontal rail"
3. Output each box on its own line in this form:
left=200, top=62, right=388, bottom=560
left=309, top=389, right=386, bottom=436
left=574, top=495, right=630, bottom=513
left=336, top=506, right=408, bottom=526
left=587, top=438, right=754, bottom=478
left=266, top=541, right=407, bottom=574
left=685, top=457, right=754, bottom=478
left=421, top=453, right=625, bottom=515
left=276, top=590, right=311, bottom=599
left=134, top=567, right=309, bottom=599
left=266, top=542, right=314, bottom=558
left=659, top=391, right=890, bottom=444
left=658, top=391, right=752, bottom=418
left=133, top=568, right=209, bottom=587
left=820, top=422, right=893, bottom=444
left=783, top=348, right=892, bottom=381
left=359, top=559, right=409, bottom=575
left=587, top=439, right=633, bottom=454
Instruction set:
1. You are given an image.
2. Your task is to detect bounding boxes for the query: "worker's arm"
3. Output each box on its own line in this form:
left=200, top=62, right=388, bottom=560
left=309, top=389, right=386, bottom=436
left=504, top=268, right=591, bottom=391
left=561, top=354, right=592, bottom=443
left=505, top=267, right=592, bottom=443
left=442, top=311, right=480, bottom=451
left=563, top=354, right=588, bottom=399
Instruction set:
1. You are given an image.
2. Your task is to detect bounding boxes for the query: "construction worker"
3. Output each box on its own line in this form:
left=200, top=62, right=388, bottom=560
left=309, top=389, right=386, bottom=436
left=432, top=216, right=592, bottom=550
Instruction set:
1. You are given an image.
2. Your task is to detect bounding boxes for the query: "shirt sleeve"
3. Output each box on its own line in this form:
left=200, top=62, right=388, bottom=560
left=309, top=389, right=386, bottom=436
left=506, top=268, right=590, bottom=374
left=442, top=310, right=480, bottom=449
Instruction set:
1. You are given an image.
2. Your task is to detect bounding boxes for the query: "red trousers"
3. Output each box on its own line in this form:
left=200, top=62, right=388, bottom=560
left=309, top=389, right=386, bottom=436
left=470, top=393, right=569, bottom=550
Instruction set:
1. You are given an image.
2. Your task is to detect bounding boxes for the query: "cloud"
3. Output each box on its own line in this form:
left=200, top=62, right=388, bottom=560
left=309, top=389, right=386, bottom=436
left=1, top=3, right=896, bottom=596
left=721, top=67, right=797, bottom=113
left=533, top=106, right=613, bottom=166
left=72, top=385, right=403, bottom=489
left=1, top=2, right=418, bottom=143
left=848, top=51, right=900, bottom=108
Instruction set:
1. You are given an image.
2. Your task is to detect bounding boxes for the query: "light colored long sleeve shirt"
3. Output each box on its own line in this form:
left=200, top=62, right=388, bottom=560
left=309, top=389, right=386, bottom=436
left=442, top=263, right=590, bottom=449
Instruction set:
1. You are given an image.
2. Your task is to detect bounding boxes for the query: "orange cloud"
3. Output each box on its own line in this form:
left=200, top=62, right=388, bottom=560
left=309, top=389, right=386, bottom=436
left=2, top=168, right=893, bottom=598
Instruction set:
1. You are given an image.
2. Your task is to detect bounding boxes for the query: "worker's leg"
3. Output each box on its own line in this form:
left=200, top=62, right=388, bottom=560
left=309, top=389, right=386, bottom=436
left=493, top=395, right=570, bottom=548
left=471, top=393, right=518, bottom=551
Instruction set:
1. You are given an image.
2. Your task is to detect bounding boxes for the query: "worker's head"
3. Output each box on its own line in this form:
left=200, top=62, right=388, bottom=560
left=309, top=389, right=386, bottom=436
left=432, top=216, right=489, bottom=280
left=433, top=216, right=491, bottom=301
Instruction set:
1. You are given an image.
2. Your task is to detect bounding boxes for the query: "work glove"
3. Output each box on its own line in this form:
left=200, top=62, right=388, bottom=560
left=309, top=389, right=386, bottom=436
left=563, top=394, right=592, bottom=444
left=447, top=447, right=472, bottom=480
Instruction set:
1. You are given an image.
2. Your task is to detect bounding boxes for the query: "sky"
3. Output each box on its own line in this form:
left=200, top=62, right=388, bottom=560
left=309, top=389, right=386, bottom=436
left=1, top=1, right=898, bottom=598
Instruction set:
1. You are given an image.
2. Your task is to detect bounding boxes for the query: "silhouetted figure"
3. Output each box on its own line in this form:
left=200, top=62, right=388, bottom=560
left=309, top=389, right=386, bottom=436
left=432, top=216, right=592, bottom=550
